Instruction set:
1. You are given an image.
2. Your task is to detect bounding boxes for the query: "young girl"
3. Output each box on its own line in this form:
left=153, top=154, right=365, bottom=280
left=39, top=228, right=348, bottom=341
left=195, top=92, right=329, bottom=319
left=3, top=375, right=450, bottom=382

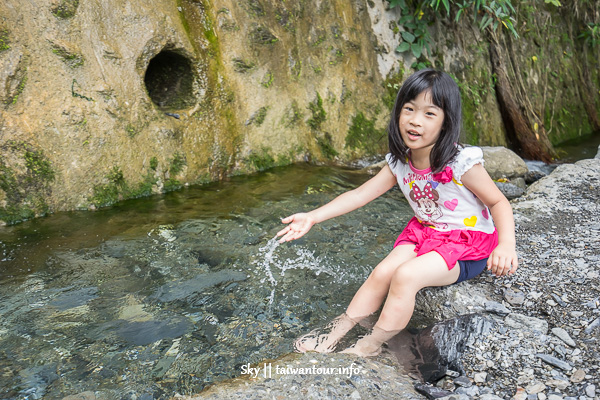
left=277, top=69, right=518, bottom=356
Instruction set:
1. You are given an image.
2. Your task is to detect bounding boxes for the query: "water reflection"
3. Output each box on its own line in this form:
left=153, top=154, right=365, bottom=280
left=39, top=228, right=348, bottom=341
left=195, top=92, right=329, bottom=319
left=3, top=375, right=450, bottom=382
left=0, top=164, right=412, bottom=399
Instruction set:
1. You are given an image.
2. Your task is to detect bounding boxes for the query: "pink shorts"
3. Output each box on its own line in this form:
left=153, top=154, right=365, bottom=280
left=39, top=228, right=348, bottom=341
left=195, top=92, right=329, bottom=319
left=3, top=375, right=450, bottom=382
left=394, top=217, right=498, bottom=270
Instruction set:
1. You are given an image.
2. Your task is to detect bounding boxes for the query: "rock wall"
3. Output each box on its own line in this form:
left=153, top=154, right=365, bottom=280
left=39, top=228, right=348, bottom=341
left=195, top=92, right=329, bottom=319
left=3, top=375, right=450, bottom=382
left=0, top=0, right=598, bottom=223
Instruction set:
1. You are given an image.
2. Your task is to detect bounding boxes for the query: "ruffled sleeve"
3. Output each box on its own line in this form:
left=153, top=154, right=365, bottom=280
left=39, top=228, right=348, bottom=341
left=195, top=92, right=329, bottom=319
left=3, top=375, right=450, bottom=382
left=451, top=146, right=484, bottom=183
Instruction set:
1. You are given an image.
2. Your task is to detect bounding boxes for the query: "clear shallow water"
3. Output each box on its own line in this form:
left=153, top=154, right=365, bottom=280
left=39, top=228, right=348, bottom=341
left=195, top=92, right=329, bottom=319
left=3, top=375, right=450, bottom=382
left=0, top=164, right=412, bottom=399
left=554, top=131, right=600, bottom=162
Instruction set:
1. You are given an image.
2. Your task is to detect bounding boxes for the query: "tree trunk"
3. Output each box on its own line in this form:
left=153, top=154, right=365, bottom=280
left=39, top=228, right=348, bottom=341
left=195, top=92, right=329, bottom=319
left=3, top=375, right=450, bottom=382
left=488, top=37, right=556, bottom=162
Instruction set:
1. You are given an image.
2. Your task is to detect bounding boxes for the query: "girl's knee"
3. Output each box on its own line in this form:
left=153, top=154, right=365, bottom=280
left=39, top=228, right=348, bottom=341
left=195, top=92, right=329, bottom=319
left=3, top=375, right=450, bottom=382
left=389, top=265, right=420, bottom=294
left=369, top=259, right=400, bottom=286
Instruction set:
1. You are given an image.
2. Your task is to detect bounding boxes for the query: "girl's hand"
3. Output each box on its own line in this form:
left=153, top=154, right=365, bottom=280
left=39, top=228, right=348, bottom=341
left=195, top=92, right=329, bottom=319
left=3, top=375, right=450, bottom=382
left=487, top=243, right=519, bottom=277
left=277, top=213, right=316, bottom=243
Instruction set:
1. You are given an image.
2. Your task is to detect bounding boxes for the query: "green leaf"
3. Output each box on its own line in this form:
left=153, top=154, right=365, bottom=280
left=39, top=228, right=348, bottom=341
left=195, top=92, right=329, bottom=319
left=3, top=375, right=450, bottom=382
left=402, top=31, right=416, bottom=43
left=396, top=42, right=411, bottom=53
left=411, top=42, right=423, bottom=58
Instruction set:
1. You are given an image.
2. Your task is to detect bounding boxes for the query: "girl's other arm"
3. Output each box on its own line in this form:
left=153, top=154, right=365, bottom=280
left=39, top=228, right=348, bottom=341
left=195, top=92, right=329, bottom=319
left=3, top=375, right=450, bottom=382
left=461, top=164, right=519, bottom=277
left=277, top=165, right=398, bottom=242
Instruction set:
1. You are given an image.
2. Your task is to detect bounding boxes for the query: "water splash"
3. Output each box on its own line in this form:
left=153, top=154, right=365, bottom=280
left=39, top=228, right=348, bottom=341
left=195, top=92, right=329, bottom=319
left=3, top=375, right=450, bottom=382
left=254, top=236, right=342, bottom=304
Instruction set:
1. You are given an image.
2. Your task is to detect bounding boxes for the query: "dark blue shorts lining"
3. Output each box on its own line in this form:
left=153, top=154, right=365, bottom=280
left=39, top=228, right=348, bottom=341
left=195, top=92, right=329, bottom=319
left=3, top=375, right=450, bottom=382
left=455, top=258, right=488, bottom=284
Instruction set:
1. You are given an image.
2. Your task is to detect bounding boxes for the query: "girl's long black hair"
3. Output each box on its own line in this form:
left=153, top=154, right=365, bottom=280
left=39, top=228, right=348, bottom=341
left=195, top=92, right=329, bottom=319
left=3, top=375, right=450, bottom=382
left=387, top=68, right=462, bottom=173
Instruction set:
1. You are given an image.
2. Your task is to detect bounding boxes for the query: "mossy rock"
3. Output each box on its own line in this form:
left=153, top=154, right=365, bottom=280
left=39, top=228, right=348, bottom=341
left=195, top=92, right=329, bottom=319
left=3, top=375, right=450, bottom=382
left=51, top=0, right=80, bottom=19
left=0, top=28, right=10, bottom=52
left=0, top=141, right=55, bottom=224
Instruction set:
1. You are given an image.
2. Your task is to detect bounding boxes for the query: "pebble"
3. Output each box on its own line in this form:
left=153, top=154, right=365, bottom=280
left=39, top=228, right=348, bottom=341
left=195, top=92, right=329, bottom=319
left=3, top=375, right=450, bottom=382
left=545, top=379, right=570, bottom=390
left=537, top=354, right=573, bottom=371
left=504, top=288, right=526, bottom=306
left=551, top=327, right=577, bottom=347
left=584, top=318, right=600, bottom=335
left=453, top=376, right=472, bottom=387
left=474, top=372, right=487, bottom=383
left=585, top=384, right=596, bottom=397
left=526, top=382, right=546, bottom=394
left=485, top=301, right=511, bottom=316
left=505, top=313, right=549, bottom=335
left=569, top=369, right=586, bottom=383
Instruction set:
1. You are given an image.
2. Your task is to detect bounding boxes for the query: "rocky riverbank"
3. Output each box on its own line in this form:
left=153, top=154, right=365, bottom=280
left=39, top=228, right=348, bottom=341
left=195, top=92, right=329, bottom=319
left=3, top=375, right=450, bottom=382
left=181, top=152, right=600, bottom=399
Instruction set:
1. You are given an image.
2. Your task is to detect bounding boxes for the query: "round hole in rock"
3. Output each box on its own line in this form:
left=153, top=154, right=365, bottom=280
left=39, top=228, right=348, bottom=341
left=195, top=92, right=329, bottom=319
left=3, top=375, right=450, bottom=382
left=144, top=50, right=196, bottom=110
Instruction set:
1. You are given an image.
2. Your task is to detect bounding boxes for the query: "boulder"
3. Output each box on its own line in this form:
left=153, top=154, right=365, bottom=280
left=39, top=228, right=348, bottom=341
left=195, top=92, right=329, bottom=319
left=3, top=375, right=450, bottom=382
left=482, top=147, right=529, bottom=180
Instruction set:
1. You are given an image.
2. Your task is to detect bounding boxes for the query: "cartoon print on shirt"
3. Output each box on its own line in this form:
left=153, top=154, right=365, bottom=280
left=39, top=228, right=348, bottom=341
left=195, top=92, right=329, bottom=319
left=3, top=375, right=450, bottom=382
left=409, top=181, right=445, bottom=227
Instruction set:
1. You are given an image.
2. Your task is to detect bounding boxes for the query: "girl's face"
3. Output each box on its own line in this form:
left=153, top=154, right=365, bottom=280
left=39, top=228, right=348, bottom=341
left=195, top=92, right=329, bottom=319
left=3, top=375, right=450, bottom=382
left=398, top=90, right=445, bottom=156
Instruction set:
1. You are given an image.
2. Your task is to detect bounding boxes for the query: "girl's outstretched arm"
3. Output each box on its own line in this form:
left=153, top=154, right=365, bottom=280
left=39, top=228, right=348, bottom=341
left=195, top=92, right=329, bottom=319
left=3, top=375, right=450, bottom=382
left=461, top=164, right=519, bottom=277
left=277, top=165, right=398, bottom=243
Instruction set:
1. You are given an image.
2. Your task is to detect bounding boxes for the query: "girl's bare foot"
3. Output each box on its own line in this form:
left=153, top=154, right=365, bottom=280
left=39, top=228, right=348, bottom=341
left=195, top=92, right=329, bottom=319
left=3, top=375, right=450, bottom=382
left=340, top=325, right=400, bottom=357
left=294, top=313, right=360, bottom=353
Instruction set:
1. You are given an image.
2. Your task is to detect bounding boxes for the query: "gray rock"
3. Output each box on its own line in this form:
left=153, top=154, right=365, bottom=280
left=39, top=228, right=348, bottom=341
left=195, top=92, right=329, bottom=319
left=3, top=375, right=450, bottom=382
left=536, top=354, right=572, bottom=371
left=414, top=384, right=453, bottom=399
left=551, top=327, right=577, bottom=347
left=504, top=288, right=526, bottom=306
left=584, top=317, right=600, bottom=334
left=485, top=300, right=511, bottom=316
left=504, top=313, right=549, bottom=334
left=482, top=146, right=529, bottom=179
left=455, top=385, right=480, bottom=396
left=495, top=181, right=526, bottom=200
left=479, top=395, right=504, bottom=400
left=596, top=144, right=600, bottom=159
left=453, top=376, right=472, bottom=387
left=585, top=384, right=596, bottom=397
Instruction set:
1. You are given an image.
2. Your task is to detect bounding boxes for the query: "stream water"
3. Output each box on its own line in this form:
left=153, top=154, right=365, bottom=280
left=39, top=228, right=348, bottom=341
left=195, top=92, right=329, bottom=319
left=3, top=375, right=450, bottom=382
left=0, top=164, right=413, bottom=399
left=2, top=133, right=598, bottom=399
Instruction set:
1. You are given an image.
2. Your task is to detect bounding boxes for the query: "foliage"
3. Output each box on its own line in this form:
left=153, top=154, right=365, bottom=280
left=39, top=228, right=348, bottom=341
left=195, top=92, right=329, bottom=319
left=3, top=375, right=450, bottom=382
left=345, top=112, right=386, bottom=154
left=248, top=147, right=276, bottom=171
left=390, top=0, right=518, bottom=64
left=307, top=92, right=327, bottom=130
left=579, top=23, right=600, bottom=48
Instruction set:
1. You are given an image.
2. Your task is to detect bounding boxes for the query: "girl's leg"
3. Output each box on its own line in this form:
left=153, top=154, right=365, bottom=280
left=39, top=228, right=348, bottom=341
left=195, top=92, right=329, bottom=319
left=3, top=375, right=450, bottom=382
left=343, top=251, right=460, bottom=356
left=295, top=244, right=417, bottom=353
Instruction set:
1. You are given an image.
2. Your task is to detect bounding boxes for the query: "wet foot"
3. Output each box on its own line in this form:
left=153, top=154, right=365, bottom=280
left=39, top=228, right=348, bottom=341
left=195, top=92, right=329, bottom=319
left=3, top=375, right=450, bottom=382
left=294, top=313, right=359, bottom=353
left=340, top=342, right=382, bottom=357
left=340, top=325, right=400, bottom=357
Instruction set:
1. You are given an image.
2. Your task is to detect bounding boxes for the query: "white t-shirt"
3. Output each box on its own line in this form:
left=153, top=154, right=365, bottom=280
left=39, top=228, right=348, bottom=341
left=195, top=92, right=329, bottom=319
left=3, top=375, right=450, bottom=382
left=386, top=146, right=495, bottom=233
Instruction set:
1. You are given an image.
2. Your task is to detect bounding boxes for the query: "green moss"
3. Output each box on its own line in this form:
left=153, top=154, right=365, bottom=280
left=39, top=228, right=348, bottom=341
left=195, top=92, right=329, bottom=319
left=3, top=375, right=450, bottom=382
left=312, top=34, right=326, bottom=47
left=0, top=28, right=10, bottom=52
left=247, top=147, right=276, bottom=171
left=382, top=67, right=405, bottom=111
left=307, top=92, right=326, bottom=130
left=149, top=157, right=159, bottom=171
left=0, top=142, right=54, bottom=224
left=51, top=45, right=84, bottom=68
left=282, top=101, right=303, bottom=127
left=261, top=71, right=274, bottom=88
left=125, top=124, right=138, bottom=138
left=246, top=0, right=265, bottom=17
left=345, top=112, right=386, bottom=154
left=8, top=74, right=27, bottom=106
left=316, top=133, right=338, bottom=159
left=248, top=106, right=269, bottom=126
left=233, top=58, right=256, bottom=73
left=169, top=152, right=187, bottom=175
left=249, top=26, right=278, bottom=45
left=51, top=0, right=79, bottom=18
